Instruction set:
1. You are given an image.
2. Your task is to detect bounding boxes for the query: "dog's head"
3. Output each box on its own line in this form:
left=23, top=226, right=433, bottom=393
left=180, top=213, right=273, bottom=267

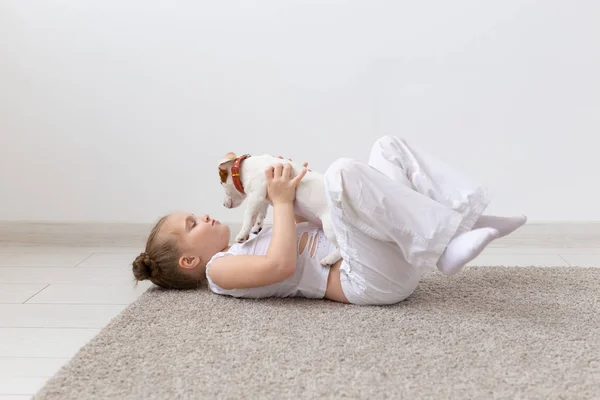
left=218, top=152, right=246, bottom=209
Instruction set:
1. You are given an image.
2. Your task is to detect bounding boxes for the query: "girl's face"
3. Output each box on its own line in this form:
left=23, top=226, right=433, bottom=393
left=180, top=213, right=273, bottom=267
left=163, top=212, right=231, bottom=272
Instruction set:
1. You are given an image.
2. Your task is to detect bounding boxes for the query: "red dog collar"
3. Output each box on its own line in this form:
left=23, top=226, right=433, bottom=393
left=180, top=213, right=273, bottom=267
left=231, top=154, right=251, bottom=194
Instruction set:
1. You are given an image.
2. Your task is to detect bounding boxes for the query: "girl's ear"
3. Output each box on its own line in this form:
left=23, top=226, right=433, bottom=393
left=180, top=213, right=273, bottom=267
left=178, top=255, right=201, bottom=269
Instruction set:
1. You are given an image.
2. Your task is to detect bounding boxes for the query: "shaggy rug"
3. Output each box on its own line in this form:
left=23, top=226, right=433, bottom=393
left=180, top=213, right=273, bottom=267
left=34, top=267, right=600, bottom=399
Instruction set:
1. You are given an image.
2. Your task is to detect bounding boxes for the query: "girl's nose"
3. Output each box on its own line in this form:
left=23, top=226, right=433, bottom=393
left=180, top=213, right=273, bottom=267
left=203, top=215, right=210, bottom=223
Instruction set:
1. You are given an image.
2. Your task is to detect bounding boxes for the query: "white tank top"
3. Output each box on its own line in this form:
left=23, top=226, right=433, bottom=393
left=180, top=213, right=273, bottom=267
left=205, top=222, right=335, bottom=299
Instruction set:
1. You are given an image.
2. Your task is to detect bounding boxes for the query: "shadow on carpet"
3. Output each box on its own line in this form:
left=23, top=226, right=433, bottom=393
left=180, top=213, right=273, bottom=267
left=34, top=267, right=600, bottom=399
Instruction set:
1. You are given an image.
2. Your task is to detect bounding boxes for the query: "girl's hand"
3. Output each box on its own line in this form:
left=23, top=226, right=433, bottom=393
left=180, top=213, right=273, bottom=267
left=265, top=163, right=307, bottom=204
left=278, top=156, right=311, bottom=171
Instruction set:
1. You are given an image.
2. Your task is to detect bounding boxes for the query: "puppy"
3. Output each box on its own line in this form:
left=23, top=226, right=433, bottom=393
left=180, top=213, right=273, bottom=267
left=218, top=152, right=342, bottom=267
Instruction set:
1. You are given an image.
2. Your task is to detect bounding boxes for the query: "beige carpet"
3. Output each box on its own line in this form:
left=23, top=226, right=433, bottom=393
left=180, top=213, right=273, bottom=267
left=34, top=267, right=600, bottom=399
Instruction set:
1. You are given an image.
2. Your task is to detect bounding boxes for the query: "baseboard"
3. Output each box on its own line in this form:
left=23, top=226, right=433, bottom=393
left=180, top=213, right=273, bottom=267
left=0, top=221, right=245, bottom=248
left=0, top=221, right=599, bottom=248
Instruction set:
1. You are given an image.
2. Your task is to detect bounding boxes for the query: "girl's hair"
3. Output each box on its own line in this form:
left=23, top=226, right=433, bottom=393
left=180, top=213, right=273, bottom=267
left=132, top=215, right=204, bottom=290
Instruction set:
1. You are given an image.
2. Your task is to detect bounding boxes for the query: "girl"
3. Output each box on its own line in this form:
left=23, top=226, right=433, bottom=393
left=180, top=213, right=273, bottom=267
left=132, top=136, right=526, bottom=306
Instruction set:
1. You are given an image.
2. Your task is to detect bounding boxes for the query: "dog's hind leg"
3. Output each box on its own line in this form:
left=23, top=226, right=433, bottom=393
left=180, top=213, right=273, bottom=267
left=319, top=213, right=342, bottom=267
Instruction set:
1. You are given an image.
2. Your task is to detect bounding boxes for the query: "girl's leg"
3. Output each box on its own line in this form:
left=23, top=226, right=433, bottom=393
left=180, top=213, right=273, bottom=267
left=436, top=227, right=499, bottom=276
left=367, top=136, right=526, bottom=238
left=324, top=157, right=464, bottom=273
left=324, top=157, right=499, bottom=305
left=324, top=158, right=427, bottom=305
left=366, top=135, right=491, bottom=236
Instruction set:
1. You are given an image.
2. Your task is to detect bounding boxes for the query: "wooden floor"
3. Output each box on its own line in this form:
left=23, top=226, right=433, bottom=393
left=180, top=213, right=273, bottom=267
left=1, top=225, right=599, bottom=398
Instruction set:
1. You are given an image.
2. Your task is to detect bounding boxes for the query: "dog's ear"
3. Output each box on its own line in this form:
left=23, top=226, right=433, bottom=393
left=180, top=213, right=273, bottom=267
left=218, top=152, right=237, bottom=183
left=218, top=152, right=237, bottom=170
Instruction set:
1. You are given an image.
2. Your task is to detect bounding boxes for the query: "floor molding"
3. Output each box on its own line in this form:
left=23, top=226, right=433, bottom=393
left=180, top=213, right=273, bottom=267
left=0, top=221, right=599, bottom=248
left=0, top=221, right=244, bottom=248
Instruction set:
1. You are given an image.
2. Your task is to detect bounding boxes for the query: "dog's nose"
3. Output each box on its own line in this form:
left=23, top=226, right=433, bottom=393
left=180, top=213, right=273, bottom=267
left=223, top=201, right=231, bottom=209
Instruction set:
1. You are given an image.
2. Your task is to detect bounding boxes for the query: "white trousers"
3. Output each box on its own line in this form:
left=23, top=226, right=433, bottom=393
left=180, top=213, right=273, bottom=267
left=324, top=136, right=491, bottom=305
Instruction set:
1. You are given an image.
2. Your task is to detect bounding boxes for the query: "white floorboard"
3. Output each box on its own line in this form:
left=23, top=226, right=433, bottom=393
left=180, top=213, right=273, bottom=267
left=0, top=267, right=137, bottom=284
left=77, top=252, right=139, bottom=268
left=0, top=304, right=128, bottom=328
left=0, top=358, right=70, bottom=377
left=0, top=253, right=91, bottom=268
left=24, top=283, right=152, bottom=305
left=0, top=284, right=48, bottom=304
left=0, top=377, right=50, bottom=396
left=559, top=254, right=600, bottom=267
left=0, top=328, right=101, bottom=358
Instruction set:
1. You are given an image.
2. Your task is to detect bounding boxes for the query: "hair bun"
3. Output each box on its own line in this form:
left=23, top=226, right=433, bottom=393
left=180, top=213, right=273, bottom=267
left=132, top=252, right=159, bottom=281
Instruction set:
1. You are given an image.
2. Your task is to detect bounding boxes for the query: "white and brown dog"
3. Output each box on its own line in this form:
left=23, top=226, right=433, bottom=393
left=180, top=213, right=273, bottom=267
left=218, top=152, right=342, bottom=267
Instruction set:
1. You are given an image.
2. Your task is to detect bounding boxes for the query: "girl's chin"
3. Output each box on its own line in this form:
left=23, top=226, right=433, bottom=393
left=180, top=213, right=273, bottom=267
left=217, top=223, right=230, bottom=235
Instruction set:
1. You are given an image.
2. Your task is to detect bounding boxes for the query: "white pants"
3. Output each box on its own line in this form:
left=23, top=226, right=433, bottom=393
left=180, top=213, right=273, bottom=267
left=324, top=136, right=491, bottom=305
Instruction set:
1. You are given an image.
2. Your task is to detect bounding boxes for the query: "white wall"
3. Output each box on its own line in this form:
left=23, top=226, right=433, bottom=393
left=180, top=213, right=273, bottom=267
left=1, top=0, right=599, bottom=223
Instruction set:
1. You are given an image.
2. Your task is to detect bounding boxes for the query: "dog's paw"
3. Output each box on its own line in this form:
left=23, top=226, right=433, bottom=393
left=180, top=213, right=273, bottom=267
left=320, top=257, right=336, bottom=267
left=320, top=249, right=342, bottom=267
left=251, top=221, right=264, bottom=234
left=235, top=233, right=250, bottom=243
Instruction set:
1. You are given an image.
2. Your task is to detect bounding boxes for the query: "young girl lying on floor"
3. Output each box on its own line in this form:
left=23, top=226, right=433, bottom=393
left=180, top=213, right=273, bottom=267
left=132, top=136, right=526, bottom=306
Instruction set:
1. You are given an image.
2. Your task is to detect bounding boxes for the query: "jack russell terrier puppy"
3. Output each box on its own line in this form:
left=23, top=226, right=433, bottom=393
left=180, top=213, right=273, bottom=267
left=218, top=153, right=342, bottom=267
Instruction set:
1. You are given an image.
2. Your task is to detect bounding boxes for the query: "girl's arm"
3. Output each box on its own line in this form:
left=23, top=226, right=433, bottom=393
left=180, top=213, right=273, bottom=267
left=208, top=201, right=298, bottom=289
